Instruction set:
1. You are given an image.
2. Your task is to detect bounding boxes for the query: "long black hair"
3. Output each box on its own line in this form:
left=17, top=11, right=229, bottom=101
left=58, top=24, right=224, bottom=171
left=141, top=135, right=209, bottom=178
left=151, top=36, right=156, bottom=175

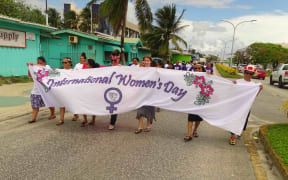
left=87, top=59, right=99, bottom=68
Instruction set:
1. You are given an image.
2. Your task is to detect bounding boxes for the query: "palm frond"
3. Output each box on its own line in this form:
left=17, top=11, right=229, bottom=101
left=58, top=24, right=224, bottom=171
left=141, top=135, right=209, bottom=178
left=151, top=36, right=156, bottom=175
left=135, top=0, right=153, bottom=32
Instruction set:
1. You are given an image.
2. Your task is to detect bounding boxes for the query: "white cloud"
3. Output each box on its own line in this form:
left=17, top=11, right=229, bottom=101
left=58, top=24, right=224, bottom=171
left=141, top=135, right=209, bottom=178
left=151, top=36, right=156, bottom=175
left=177, top=11, right=288, bottom=57
left=149, top=0, right=234, bottom=8
left=127, top=2, right=138, bottom=24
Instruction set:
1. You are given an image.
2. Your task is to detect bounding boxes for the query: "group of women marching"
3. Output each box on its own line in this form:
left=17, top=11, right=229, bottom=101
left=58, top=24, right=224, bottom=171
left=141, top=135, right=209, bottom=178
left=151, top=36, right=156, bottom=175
left=27, top=50, right=262, bottom=145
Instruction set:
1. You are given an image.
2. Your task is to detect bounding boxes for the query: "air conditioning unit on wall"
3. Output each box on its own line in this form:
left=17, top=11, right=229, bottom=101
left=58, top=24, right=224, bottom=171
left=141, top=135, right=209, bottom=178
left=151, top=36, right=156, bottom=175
left=69, top=36, right=78, bottom=43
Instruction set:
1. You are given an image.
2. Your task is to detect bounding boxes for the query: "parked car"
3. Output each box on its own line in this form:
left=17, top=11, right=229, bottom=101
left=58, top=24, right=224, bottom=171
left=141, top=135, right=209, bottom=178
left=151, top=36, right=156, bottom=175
left=253, top=67, right=266, bottom=80
left=270, top=64, right=288, bottom=88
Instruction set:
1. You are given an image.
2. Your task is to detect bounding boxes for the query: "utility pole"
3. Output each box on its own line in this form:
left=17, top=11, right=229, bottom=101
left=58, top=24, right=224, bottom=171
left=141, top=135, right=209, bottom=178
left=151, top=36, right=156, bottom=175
left=45, top=0, right=48, bottom=25
left=220, top=19, right=256, bottom=67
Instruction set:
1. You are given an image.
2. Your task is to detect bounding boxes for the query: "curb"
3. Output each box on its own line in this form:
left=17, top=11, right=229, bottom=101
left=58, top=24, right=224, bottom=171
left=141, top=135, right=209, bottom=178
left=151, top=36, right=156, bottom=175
left=243, top=128, right=268, bottom=180
left=259, top=124, right=288, bottom=179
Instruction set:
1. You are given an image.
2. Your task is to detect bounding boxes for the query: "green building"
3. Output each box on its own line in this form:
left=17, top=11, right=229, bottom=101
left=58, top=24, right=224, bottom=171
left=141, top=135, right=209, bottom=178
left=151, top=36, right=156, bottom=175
left=0, top=16, right=151, bottom=76
left=0, top=15, right=56, bottom=76
left=171, top=50, right=193, bottom=63
left=42, top=30, right=151, bottom=68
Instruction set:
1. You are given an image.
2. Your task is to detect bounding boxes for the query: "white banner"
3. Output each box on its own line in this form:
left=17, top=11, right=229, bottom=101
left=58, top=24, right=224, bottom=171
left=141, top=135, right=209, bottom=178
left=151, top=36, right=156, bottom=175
left=0, top=28, right=26, bottom=48
left=29, top=66, right=261, bottom=135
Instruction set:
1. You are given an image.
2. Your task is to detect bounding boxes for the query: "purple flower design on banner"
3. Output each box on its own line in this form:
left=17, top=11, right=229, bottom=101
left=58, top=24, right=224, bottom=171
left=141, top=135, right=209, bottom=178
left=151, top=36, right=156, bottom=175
left=199, top=84, right=214, bottom=97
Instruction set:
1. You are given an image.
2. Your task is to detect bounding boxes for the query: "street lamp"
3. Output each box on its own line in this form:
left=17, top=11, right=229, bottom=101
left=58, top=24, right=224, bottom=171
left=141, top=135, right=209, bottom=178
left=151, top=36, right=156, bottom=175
left=220, top=19, right=256, bottom=67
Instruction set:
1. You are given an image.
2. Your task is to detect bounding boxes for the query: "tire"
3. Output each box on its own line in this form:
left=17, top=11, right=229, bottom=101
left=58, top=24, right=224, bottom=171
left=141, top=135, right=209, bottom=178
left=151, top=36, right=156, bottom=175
left=263, top=77, right=265, bottom=80
left=270, top=76, right=274, bottom=85
left=278, top=76, right=283, bottom=88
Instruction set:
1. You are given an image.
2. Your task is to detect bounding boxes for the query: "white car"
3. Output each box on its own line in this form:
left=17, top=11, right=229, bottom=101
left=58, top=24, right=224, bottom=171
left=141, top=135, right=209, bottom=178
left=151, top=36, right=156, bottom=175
left=270, top=64, right=288, bottom=88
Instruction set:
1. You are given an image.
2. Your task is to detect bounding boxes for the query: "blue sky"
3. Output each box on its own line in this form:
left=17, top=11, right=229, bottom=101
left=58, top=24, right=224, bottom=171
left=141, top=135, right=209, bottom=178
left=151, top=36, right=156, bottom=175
left=25, top=0, right=288, bottom=55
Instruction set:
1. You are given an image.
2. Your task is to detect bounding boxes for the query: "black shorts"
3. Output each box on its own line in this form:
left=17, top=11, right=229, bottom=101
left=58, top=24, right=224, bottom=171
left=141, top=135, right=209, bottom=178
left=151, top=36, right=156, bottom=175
left=188, top=114, right=203, bottom=122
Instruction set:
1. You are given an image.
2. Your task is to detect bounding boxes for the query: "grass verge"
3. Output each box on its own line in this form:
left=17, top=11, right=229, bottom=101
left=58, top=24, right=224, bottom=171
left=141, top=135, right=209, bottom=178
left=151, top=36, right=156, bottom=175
left=216, top=64, right=243, bottom=78
left=267, top=124, right=288, bottom=166
left=0, top=76, right=32, bottom=86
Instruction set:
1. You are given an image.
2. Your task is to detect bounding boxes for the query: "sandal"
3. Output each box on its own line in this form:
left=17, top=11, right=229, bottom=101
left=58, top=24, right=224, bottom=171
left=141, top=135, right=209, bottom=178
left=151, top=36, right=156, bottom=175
left=184, top=136, right=192, bottom=141
left=56, top=121, right=64, bottom=126
left=80, top=121, right=87, bottom=127
left=135, top=129, right=143, bottom=134
left=88, top=121, right=95, bottom=126
left=72, top=115, right=79, bottom=121
left=28, top=119, right=36, bottom=123
left=193, top=131, right=199, bottom=137
left=144, top=128, right=151, bottom=132
left=108, top=125, right=115, bottom=130
left=48, top=115, right=56, bottom=120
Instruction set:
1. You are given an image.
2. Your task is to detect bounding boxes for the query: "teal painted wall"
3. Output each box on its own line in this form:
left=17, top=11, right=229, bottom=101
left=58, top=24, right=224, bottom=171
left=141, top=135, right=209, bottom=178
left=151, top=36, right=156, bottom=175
left=138, top=49, right=151, bottom=61
left=0, top=21, right=41, bottom=76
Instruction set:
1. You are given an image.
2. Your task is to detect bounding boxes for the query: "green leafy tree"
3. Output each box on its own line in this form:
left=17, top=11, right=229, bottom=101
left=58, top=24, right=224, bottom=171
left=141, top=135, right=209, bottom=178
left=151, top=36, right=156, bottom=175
left=246, top=43, right=288, bottom=68
left=100, top=0, right=153, bottom=65
left=0, top=0, right=45, bottom=24
left=63, top=10, right=78, bottom=29
left=47, top=8, right=61, bottom=28
left=79, top=7, right=91, bottom=32
left=142, top=4, right=188, bottom=61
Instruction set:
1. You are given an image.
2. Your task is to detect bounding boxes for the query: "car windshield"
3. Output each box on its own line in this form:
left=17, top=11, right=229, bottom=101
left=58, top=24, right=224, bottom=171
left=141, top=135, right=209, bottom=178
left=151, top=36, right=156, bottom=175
left=256, top=68, right=264, bottom=71
left=283, top=65, right=288, bottom=70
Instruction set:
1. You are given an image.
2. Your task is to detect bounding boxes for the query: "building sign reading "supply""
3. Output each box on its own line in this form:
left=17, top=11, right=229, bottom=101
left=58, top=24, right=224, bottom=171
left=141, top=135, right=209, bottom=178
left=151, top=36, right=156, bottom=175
left=0, top=28, right=26, bottom=48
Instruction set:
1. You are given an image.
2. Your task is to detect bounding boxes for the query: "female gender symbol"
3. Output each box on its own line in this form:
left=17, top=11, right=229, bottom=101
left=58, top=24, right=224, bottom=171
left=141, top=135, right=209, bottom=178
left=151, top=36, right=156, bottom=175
left=104, top=87, right=123, bottom=113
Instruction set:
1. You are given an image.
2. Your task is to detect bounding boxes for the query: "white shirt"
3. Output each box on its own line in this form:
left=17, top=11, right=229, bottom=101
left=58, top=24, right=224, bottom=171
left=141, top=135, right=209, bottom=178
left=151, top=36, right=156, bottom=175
left=31, top=65, right=51, bottom=95
left=74, top=63, right=84, bottom=70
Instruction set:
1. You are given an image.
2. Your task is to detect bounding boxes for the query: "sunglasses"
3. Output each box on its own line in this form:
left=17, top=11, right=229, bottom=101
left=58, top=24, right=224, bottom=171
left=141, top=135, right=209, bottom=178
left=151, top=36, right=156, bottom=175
left=245, top=71, right=254, bottom=75
left=62, top=62, right=69, bottom=64
left=111, top=60, right=118, bottom=62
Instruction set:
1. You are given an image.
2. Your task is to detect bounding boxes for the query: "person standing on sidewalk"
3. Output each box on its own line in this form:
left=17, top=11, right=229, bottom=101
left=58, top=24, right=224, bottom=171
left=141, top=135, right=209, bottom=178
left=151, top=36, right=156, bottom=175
left=108, top=50, right=122, bottom=130
left=27, top=57, right=56, bottom=123
left=230, top=66, right=263, bottom=145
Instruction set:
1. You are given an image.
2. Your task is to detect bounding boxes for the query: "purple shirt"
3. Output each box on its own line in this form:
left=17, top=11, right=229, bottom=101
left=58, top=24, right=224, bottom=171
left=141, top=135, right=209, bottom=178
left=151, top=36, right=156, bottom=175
left=206, top=67, right=213, bottom=74
left=174, top=64, right=182, bottom=70
left=189, top=67, right=194, bottom=71
left=182, top=66, right=187, bottom=71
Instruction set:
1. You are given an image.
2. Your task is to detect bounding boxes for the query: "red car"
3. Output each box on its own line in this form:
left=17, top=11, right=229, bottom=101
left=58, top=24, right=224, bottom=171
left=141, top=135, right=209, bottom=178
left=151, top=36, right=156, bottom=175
left=253, top=67, right=266, bottom=80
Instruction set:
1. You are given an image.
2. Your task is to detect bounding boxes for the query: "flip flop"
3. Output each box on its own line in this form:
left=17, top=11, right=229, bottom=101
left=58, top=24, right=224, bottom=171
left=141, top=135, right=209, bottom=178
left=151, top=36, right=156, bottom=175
left=28, top=119, right=36, bottom=123
left=48, top=115, right=56, bottom=120
left=144, top=128, right=151, bottom=132
left=193, top=132, right=199, bottom=137
left=135, top=129, right=143, bottom=134
left=80, top=122, right=87, bottom=127
left=56, top=121, right=64, bottom=126
left=184, top=136, right=192, bottom=141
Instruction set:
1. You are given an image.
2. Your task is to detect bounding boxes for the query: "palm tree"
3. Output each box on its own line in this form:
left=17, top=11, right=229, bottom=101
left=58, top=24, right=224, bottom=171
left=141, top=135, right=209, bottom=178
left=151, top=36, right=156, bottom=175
left=79, top=7, right=91, bottom=32
left=142, top=4, right=188, bottom=61
left=63, top=10, right=78, bottom=29
left=47, top=8, right=61, bottom=28
left=100, top=0, right=153, bottom=65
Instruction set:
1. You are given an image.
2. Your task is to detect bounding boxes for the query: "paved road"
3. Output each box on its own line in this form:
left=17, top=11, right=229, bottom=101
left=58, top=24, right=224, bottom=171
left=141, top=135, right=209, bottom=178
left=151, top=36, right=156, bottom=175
left=0, top=110, right=256, bottom=179
left=0, top=73, right=287, bottom=179
left=243, top=77, right=288, bottom=127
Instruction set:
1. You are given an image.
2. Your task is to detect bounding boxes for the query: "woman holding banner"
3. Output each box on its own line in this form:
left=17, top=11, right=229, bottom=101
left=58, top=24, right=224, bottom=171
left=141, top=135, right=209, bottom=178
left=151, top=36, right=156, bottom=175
left=80, top=59, right=100, bottom=127
left=56, top=57, right=73, bottom=126
left=27, top=57, right=56, bottom=123
left=135, top=56, right=156, bottom=134
left=184, top=64, right=205, bottom=141
left=72, top=52, right=87, bottom=121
